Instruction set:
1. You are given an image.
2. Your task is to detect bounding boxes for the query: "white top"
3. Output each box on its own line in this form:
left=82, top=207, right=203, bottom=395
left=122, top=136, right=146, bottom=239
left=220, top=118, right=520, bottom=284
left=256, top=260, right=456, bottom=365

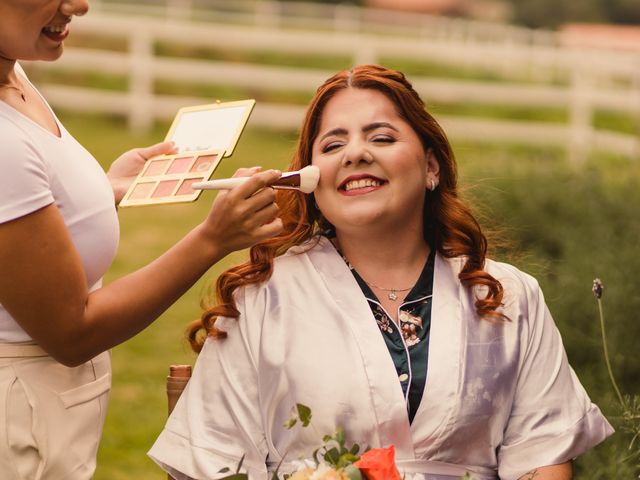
left=149, top=236, right=613, bottom=480
left=0, top=66, right=119, bottom=342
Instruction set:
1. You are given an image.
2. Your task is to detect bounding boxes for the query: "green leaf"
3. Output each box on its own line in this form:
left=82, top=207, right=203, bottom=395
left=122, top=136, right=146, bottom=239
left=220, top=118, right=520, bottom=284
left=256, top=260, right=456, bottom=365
left=270, top=455, right=288, bottom=480
left=325, top=447, right=340, bottom=465
left=337, top=453, right=360, bottom=468
left=296, top=403, right=312, bottom=427
left=322, top=434, right=333, bottom=443
left=349, top=443, right=360, bottom=455
left=335, top=428, right=345, bottom=447
left=216, top=455, right=248, bottom=479
left=283, top=417, right=297, bottom=429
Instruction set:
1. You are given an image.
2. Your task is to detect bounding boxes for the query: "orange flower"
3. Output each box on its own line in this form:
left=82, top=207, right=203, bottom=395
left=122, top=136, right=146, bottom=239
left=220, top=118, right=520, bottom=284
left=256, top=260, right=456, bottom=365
left=354, top=445, right=401, bottom=480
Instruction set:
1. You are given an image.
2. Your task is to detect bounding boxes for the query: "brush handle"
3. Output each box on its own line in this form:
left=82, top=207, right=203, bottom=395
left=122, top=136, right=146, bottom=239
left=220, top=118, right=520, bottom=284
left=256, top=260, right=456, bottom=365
left=192, top=178, right=247, bottom=190
left=192, top=170, right=302, bottom=191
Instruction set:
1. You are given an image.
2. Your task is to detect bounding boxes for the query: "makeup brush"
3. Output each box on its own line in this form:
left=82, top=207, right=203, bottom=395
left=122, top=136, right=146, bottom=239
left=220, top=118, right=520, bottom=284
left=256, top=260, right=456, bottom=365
left=192, top=165, right=320, bottom=194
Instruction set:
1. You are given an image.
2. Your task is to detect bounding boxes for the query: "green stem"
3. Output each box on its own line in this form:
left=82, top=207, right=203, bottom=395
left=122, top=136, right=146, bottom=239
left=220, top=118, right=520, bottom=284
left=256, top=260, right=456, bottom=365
left=598, top=298, right=625, bottom=407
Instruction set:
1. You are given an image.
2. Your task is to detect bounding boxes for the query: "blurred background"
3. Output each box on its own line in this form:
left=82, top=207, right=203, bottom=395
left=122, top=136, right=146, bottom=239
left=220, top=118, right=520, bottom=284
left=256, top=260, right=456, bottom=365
left=21, top=0, right=640, bottom=478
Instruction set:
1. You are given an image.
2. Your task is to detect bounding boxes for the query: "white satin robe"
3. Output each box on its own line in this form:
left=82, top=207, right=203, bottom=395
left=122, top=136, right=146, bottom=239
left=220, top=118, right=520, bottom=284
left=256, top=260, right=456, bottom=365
left=149, top=236, right=613, bottom=480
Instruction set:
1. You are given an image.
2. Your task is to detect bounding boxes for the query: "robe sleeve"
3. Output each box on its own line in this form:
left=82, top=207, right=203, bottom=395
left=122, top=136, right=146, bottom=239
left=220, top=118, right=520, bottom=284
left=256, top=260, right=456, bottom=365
left=497, top=274, right=614, bottom=480
left=148, top=289, right=269, bottom=480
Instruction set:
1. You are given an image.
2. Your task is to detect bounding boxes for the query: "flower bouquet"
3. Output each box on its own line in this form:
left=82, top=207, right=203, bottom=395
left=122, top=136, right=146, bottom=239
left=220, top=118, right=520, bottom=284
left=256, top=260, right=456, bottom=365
left=216, top=403, right=402, bottom=480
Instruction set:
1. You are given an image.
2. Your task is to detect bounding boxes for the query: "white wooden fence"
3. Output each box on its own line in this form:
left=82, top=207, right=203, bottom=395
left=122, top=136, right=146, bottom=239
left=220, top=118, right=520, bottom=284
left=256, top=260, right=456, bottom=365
left=21, top=9, right=640, bottom=162
left=88, top=0, right=559, bottom=46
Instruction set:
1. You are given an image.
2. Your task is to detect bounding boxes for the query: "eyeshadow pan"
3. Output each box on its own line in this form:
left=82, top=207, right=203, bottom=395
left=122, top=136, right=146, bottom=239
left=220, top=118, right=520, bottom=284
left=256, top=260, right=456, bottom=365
left=176, top=177, right=204, bottom=196
left=152, top=179, right=180, bottom=198
left=143, top=158, right=171, bottom=177
left=190, top=154, right=219, bottom=173
left=129, top=182, right=156, bottom=200
left=167, top=156, right=194, bottom=174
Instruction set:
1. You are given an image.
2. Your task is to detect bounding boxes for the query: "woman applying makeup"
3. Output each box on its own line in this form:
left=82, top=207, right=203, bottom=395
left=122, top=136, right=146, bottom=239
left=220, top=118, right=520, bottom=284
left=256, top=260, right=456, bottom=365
left=150, top=65, right=613, bottom=480
left=0, top=1, right=283, bottom=478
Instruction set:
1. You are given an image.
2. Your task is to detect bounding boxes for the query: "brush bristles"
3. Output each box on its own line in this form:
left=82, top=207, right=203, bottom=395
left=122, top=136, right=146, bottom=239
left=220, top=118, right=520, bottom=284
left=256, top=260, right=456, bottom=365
left=298, top=165, right=320, bottom=193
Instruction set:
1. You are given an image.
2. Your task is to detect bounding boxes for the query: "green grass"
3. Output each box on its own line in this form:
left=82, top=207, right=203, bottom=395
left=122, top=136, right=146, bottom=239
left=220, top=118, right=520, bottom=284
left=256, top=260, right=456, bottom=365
left=154, top=79, right=315, bottom=106
left=26, top=69, right=129, bottom=91
left=59, top=110, right=640, bottom=479
left=593, top=108, right=640, bottom=135
left=155, top=42, right=353, bottom=71
left=430, top=101, right=568, bottom=123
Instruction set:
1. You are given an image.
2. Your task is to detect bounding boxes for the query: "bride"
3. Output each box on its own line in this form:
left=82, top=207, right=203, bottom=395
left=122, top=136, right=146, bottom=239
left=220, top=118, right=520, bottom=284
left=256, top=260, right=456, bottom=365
left=149, top=64, right=613, bottom=480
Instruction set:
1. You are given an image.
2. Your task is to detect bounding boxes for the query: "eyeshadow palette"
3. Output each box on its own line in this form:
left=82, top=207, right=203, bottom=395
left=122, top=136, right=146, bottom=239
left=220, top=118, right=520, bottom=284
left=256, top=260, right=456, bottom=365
left=119, top=99, right=255, bottom=207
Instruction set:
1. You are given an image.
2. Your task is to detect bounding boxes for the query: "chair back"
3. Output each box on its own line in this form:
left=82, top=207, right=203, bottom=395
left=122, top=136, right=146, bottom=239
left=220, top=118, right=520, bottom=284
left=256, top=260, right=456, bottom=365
left=166, top=364, right=192, bottom=480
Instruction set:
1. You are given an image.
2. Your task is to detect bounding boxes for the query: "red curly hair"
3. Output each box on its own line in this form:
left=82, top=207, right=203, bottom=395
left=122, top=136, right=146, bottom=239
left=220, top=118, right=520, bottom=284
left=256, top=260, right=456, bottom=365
left=188, top=64, right=505, bottom=352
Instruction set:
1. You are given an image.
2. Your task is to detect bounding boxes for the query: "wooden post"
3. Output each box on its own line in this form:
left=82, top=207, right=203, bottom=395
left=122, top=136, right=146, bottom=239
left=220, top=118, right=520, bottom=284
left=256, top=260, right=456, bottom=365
left=167, top=364, right=192, bottom=415
left=632, top=64, right=640, bottom=160
left=354, top=42, right=377, bottom=66
left=128, top=26, right=154, bottom=133
left=568, top=59, right=593, bottom=165
left=166, top=364, right=192, bottom=480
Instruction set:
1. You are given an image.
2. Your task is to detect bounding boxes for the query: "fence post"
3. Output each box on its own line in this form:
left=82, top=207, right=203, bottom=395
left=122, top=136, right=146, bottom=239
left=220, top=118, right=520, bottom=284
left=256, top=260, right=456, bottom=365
left=568, top=59, right=593, bottom=165
left=128, top=26, right=154, bottom=133
left=353, top=42, right=377, bottom=66
left=632, top=61, right=640, bottom=160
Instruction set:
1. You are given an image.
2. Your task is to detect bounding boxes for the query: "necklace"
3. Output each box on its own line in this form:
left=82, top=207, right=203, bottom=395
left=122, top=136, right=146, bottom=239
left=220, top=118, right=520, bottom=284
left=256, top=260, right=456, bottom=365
left=0, top=83, right=26, bottom=102
left=363, top=280, right=413, bottom=301
left=332, top=239, right=415, bottom=301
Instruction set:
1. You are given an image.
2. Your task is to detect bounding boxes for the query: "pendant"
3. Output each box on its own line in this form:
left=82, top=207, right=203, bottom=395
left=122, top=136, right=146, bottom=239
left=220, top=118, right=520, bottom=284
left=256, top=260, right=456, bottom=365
left=388, top=290, right=398, bottom=301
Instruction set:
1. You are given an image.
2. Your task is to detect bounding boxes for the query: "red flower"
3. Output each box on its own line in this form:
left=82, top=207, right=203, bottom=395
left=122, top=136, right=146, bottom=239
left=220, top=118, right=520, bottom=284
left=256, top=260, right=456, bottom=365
left=354, top=445, right=401, bottom=480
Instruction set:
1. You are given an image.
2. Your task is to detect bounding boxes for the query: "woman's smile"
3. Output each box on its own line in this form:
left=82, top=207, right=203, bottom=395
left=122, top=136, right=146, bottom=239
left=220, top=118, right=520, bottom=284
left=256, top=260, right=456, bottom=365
left=42, top=22, right=70, bottom=43
left=339, top=174, right=387, bottom=195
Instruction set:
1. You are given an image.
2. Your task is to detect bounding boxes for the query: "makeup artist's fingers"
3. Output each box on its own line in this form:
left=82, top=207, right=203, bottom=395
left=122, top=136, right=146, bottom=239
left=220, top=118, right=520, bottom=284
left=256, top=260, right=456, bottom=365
left=109, top=141, right=177, bottom=177
left=135, top=141, right=178, bottom=161
left=108, top=141, right=179, bottom=203
left=201, top=170, right=283, bottom=253
left=231, top=166, right=262, bottom=178
left=233, top=169, right=282, bottom=199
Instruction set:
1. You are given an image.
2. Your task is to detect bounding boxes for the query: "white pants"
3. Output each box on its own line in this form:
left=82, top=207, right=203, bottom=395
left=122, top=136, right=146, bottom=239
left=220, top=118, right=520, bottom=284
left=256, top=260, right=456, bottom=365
left=0, top=344, right=111, bottom=480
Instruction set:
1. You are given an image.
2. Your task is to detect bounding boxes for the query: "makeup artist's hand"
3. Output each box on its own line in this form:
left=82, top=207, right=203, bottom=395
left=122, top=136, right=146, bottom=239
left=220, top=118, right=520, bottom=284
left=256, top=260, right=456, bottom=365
left=107, top=141, right=178, bottom=204
left=200, top=167, right=284, bottom=257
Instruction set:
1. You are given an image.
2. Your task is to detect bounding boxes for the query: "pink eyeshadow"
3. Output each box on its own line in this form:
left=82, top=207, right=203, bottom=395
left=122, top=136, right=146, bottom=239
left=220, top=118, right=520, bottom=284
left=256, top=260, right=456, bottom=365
left=176, top=178, right=204, bottom=196
left=190, top=154, right=219, bottom=173
left=129, top=182, right=156, bottom=200
left=143, top=158, right=170, bottom=177
left=152, top=180, right=179, bottom=198
left=167, top=156, right=194, bottom=174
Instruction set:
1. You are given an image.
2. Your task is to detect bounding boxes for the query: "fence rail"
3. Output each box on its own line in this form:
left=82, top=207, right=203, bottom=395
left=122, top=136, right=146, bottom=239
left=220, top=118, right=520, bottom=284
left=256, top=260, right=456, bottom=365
left=22, top=10, right=640, bottom=162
